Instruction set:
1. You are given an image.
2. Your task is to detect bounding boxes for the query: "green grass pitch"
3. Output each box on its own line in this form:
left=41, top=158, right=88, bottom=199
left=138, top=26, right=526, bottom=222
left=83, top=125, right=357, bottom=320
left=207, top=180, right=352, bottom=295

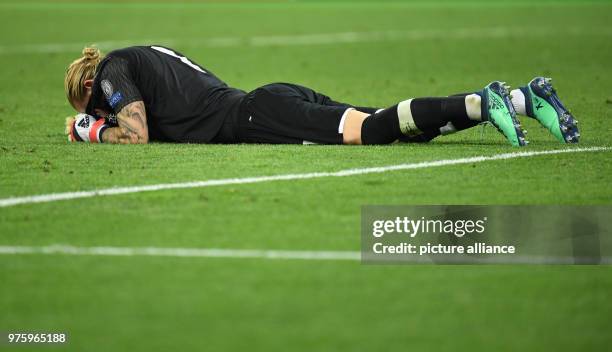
left=1, top=0, right=612, bottom=350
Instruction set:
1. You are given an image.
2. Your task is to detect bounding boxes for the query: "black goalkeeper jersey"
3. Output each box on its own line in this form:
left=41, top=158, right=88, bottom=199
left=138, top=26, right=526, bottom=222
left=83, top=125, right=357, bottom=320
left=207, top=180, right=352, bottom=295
left=86, top=45, right=246, bottom=142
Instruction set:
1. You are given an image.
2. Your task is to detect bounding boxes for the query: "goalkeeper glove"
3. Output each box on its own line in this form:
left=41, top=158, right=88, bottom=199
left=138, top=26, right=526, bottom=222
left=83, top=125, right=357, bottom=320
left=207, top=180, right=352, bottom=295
left=68, top=113, right=109, bottom=143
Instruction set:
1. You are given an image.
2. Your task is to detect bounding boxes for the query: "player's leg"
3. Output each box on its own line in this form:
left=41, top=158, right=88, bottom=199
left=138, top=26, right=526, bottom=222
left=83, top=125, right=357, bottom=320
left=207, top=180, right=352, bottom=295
left=250, top=83, right=482, bottom=144
left=345, top=81, right=527, bottom=146
left=238, top=83, right=440, bottom=144
left=396, top=93, right=481, bottom=143
left=324, top=87, right=482, bottom=144
left=510, top=77, right=580, bottom=143
left=343, top=92, right=482, bottom=144
left=311, top=89, right=453, bottom=144
left=237, top=83, right=351, bottom=144
left=237, top=81, right=526, bottom=146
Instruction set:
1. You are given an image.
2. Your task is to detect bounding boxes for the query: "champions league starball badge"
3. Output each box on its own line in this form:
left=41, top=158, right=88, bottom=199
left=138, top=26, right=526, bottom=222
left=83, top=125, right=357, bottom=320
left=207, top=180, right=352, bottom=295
left=101, top=79, right=113, bottom=100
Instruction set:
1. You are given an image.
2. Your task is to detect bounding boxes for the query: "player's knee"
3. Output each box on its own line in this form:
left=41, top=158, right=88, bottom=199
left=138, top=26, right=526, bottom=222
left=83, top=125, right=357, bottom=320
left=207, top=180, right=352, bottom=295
left=342, top=110, right=369, bottom=145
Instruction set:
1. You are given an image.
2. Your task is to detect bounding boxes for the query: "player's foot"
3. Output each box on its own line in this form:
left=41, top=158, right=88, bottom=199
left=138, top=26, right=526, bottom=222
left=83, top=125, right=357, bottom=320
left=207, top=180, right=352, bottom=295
left=520, top=77, right=580, bottom=143
left=481, top=81, right=528, bottom=146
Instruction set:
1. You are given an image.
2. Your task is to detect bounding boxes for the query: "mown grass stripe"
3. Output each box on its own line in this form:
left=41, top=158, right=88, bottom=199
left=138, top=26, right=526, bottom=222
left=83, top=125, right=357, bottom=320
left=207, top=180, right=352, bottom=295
left=2, top=27, right=612, bottom=55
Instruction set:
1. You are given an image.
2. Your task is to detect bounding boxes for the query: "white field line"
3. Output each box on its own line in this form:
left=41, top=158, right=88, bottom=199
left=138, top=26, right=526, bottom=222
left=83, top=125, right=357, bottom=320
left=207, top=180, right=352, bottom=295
left=0, top=245, right=609, bottom=264
left=0, top=245, right=361, bottom=261
left=1, top=26, right=611, bottom=54
left=0, top=146, right=609, bottom=208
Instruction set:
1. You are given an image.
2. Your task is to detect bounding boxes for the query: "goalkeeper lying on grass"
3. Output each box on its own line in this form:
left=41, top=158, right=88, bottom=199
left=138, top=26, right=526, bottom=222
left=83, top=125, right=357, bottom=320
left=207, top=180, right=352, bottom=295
left=65, top=46, right=579, bottom=146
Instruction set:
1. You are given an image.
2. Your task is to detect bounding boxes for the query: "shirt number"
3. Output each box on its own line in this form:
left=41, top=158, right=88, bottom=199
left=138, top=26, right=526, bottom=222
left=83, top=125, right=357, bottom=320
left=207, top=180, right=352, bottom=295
left=151, top=46, right=207, bottom=73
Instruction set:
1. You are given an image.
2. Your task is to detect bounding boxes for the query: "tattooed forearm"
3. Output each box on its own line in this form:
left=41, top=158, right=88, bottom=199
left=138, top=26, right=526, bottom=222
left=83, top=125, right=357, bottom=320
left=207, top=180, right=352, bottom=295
left=101, top=126, right=147, bottom=144
left=102, top=101, right=149, bottom=144
left=126, top=102, right=147, bottom=131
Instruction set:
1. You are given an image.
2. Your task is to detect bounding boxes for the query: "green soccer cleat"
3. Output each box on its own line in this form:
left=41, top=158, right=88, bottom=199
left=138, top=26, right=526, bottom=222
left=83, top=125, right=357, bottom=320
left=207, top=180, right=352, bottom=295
left=520, top=77, right=580, bottom=143
left=481, top=81, right=528, bottom=147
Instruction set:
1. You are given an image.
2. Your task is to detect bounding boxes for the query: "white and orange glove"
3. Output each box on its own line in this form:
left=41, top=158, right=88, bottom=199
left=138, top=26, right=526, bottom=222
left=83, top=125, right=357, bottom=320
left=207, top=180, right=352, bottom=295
left=67, top=113, right=109, bottom=143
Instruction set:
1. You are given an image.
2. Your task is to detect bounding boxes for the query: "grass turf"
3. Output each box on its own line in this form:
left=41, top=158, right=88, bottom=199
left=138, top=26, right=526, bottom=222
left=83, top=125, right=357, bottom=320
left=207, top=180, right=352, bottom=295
left=1, top=0, right=611, bottom=350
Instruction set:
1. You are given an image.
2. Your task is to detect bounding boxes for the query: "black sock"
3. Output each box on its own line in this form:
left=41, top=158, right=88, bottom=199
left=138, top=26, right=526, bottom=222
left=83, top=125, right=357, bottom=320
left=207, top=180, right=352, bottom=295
left=448, top=92, right=481, bottom=130
left=404, top=94, right=480, bottom=142
left=410, top=96, right=469, bottom=131
left=360, top=95, right=480, bottom=145
left=361, top=106, right=402, bottom=145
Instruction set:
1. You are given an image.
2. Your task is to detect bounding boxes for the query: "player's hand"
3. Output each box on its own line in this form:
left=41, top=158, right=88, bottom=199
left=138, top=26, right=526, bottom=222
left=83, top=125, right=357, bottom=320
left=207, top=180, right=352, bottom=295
left=66, top=113, right=108, bottom=143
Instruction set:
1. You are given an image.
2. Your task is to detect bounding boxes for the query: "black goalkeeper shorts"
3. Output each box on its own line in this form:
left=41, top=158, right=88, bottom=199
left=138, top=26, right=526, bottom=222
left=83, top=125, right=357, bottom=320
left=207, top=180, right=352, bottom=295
left=212, top=83, right=378, bottom=144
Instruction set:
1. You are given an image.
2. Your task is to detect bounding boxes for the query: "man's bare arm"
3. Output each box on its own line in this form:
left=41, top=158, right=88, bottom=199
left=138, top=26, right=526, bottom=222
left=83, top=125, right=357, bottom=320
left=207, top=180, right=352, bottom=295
left=101, top=101, right=149, bottom=144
